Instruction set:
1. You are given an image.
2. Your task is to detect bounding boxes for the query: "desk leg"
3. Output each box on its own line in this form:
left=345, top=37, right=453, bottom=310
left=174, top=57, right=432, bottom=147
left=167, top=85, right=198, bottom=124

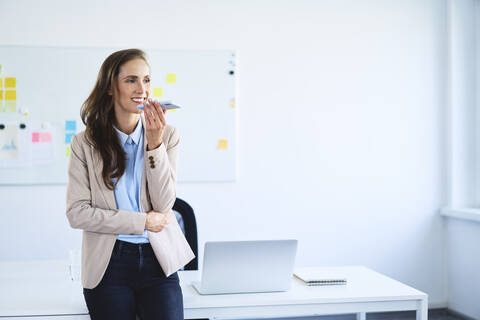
left=356, top=312, right=366, bottom=320
left=416, top=298, right=428, bottom=320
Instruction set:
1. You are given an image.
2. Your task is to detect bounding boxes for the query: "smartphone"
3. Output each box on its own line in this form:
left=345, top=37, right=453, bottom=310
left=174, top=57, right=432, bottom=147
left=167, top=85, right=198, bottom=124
left=137, top=100, right=181, bottom=111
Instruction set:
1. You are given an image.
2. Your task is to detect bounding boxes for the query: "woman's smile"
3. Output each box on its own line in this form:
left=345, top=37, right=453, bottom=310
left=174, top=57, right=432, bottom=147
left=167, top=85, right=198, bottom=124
left=131, top=97, right=146, bottom=104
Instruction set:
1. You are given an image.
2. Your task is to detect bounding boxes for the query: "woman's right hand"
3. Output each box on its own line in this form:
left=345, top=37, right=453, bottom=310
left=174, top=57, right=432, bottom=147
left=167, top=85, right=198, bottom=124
left=145, top=210, right=172, bottom=232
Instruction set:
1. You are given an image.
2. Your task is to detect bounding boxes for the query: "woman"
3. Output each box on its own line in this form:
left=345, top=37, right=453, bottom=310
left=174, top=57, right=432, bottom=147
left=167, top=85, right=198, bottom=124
left=66, top=48, right=183, bottom=320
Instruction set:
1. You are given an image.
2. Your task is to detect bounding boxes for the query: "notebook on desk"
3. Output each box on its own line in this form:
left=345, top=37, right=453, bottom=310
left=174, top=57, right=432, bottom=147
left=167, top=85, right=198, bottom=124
left=192, top=240, right=298, bottom=295
left=294, top=267, right=347, bottom=286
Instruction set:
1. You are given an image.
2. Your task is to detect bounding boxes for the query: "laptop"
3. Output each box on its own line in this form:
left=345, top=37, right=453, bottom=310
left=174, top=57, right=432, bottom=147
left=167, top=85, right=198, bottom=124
left=192, top=239, right=298, bottom=295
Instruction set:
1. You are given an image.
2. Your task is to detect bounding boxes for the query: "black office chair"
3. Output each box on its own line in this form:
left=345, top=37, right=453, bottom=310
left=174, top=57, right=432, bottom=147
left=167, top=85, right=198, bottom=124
left=173, top=198, right=209, bottom=320
left=172, top=197, right=199, bottom=270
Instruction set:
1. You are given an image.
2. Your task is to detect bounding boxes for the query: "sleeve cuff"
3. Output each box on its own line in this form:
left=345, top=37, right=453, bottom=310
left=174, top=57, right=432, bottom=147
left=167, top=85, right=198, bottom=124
left=146, top=143, right=168, bottom=169
left=132, top=211, right=147, bottom=234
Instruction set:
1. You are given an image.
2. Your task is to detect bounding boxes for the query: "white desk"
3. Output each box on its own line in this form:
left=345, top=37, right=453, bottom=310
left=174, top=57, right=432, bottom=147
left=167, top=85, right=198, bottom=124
left=0, top=260, right=428, bottom=320
left=0, top=260, right=87, bottom=319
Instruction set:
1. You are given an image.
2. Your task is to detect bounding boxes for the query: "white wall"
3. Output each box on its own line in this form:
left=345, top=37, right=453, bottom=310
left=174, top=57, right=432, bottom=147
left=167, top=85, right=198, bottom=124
left=446, top=218, right=480, bottom=318
left=0, top=0, right=447, bottom=307
left=445, top=0, right=480, bottom=318
left=448, top=0, right=478, bottom=208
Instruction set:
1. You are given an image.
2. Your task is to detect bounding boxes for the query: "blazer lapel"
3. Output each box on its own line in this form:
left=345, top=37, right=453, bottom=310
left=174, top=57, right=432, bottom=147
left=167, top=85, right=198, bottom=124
left=91, top=145, right=118, bottom=210
left=140, top=114, right=149, bottom=212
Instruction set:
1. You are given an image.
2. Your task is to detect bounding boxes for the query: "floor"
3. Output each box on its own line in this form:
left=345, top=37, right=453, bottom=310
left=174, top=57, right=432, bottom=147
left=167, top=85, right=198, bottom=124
left=310, top=309, right=470, bottom=320
left=366, top=309, right=466, bottom=320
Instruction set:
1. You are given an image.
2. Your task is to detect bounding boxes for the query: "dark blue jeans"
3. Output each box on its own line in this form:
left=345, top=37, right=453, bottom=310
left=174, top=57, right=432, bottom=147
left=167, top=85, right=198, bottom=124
left=83, top=240, right=184, bottom=320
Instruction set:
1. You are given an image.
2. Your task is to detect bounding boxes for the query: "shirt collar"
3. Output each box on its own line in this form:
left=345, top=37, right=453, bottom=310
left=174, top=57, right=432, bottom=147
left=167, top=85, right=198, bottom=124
left=114, top=119, right=143, bottom=146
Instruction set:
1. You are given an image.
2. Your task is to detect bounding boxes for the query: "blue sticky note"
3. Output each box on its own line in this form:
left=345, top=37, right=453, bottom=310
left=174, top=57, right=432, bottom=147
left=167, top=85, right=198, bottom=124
left=65, top=120, right=76, bottom=132
left=65, top=132, right=75, bottom=144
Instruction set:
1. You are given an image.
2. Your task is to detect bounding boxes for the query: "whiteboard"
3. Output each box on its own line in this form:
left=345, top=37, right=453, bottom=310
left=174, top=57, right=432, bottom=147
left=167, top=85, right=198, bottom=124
left=0, top=46, right=237, bottom=184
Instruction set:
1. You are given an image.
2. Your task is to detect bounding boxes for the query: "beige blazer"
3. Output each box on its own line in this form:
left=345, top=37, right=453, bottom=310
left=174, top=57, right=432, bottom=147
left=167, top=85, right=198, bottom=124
left=66, top=115, right=179, bottom=289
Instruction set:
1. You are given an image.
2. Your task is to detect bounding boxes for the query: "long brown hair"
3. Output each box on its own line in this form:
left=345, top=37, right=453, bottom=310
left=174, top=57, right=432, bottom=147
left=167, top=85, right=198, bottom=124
left=81, top=48, right=149, bottom=190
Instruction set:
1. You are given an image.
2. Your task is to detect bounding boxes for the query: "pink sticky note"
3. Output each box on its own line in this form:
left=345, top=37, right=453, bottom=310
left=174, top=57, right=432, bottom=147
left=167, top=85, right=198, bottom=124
left=40, top=132, right=52, bottom=142
left=32, top=132, right=40, bottom=143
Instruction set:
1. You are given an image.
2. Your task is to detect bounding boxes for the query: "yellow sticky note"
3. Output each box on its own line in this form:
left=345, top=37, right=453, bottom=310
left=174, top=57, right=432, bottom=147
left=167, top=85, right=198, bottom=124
left=0, top=78, right=3, bottom=88
left=217, top=139, right=228, bottom=150
left=5, top=90, right=16, bottom=101
left=66, top=146, right=71, bottom=157
left=5, top=77, right=16, bottom=88
left=0, top=90, right=3, bottom=100
left=166, top=73, right=176, bottom=84
left=153, top=87, right=163, bottom=98
left=5, top=101, right=16, bottom=112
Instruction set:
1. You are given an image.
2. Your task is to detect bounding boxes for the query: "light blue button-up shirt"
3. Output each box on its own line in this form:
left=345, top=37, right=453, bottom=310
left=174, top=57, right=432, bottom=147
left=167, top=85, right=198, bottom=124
left=113, top=119, right=149, bottom=244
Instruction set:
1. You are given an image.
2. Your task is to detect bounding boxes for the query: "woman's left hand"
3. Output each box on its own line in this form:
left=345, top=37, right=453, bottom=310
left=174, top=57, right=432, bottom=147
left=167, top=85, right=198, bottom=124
left=144, top=98, right=166, bottom=150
